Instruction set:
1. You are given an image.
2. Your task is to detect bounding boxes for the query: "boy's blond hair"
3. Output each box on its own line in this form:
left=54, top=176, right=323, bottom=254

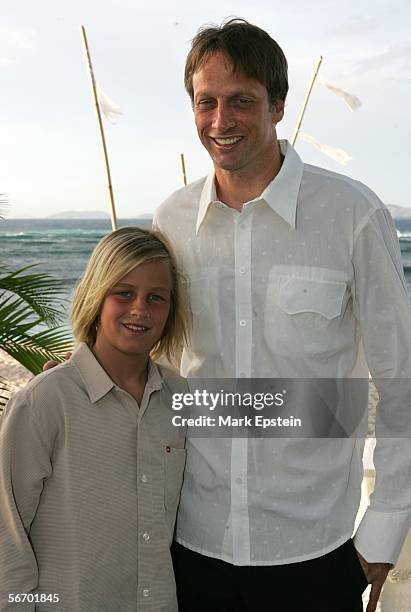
left=71, top=226, right=190, bottom=362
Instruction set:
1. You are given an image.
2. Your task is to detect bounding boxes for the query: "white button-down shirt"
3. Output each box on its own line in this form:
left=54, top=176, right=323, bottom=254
left=154, top=140, right=411, bottom=566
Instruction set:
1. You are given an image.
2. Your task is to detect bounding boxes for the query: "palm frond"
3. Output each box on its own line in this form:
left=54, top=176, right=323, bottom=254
left=1, top=328, right=73, bottom=374
left=0, top=264, right=69, bottom=327
left=0, top=375, right=10, bottom=411
left=0, top=195, right=10, bottom=220
left=0, top=204, right=73, bottom=394
left=0, top=264, right=74, bottom=375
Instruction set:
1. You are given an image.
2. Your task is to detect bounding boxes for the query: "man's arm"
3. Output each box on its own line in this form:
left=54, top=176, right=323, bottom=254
left=352, top=205, right=411, bottom=610
left=0, top=392, right=53, bottom=611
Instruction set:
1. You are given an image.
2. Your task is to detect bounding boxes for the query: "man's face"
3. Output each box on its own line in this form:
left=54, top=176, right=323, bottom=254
left=192, top=52, right=284, bottom=174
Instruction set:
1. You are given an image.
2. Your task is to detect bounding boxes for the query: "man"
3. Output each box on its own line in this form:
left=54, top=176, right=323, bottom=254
left=153, top=18, right=411, bottom=612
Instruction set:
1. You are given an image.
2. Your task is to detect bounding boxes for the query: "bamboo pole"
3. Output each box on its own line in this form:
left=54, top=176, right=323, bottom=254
left=80, top=25, right=118, bottom=231
left=179, top=153, right=187, bottom=186
left=291, top=56, right=323, bottom=147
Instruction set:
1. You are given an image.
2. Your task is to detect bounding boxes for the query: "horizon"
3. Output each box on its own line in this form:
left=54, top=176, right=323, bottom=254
left=1, top=1, right=410, bottom=218
left=3, top=202, right=411, bottom=222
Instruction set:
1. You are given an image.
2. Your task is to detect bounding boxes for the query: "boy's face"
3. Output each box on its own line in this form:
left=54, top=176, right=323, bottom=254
left=96, top=260, right=172, bottom=359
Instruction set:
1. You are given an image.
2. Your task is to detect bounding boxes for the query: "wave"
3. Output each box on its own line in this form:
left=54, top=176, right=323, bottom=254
left=1, top=232, right=28, bottom=237
left=400, top=246, right=411, bottom=257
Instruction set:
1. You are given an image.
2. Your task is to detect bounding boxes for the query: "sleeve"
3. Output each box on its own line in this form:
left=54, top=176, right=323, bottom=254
left=352, top=206, right=411, bottom=564
left=0, top=391, right=53, bottom=611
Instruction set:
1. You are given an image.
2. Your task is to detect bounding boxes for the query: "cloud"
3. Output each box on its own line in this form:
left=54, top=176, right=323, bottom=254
left=351, top=41, right=411, bottom=81
left=8, top=28, right=37, bottom=50
left=329, top=14, right=380, bottom=37
left=0, top=27, right=38, bottom=62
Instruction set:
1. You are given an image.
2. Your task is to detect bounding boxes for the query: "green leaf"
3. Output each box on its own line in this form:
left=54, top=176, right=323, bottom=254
left=0, top=205, right=74, bottom=401
left=0, top=375, right=10, bottom=411
left=0, top=264, right=69, bottom=327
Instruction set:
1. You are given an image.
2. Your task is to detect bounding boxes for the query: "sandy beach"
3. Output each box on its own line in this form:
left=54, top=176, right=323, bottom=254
left=0, top=348, right=33, bottom=396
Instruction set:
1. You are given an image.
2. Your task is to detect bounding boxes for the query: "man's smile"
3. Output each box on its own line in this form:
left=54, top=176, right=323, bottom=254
left=210, top=135, right=244, bottom=147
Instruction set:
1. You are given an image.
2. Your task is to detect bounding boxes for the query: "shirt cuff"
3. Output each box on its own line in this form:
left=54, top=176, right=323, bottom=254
left=354, top=507, right=411, bottom=565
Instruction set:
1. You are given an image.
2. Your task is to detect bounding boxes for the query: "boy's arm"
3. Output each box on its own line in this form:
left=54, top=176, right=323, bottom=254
left=0, top=392, right=53, bottom=611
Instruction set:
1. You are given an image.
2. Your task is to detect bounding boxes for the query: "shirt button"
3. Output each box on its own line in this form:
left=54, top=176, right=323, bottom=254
left=141, top=474, right=148, bottom=483
left=142, top=532, right=150, bottom=541
left=239, top=320, right=246, bottom=327
left=239, top=267, right=246, bottom=274
left=142, top=589, right=150, bottom=597
left=235, top=477, right=243, bottom=484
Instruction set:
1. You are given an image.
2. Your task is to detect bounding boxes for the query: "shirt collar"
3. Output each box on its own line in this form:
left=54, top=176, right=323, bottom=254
left=71, top=342, right=163, bottom=404
left=195, top=140, right=304, bottom=235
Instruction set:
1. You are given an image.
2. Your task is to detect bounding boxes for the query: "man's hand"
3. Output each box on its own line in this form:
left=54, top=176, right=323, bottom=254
left=43, top=352, right=72, bottom=371
left=356, top=549, right=392, bottom=612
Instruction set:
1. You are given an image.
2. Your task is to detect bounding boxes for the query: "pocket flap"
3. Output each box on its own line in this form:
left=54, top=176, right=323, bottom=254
left=277, top=276, right=346, bottom=319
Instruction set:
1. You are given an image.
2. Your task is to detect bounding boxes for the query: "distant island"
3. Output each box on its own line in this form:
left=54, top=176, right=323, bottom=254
left=46, top=211, right=154, bottom=220
left=9, top=206, right=410, bottom=221
left=386, top=205, right=411, bottom=219
left=47, top=210, right=110, bottom=219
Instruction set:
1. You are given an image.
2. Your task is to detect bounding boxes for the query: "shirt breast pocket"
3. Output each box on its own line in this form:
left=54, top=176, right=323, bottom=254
left=265, top=273, right=347, bottom=356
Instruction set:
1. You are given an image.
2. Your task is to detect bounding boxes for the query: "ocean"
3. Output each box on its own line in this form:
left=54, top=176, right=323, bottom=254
left=1, top=217, right=411, bottom=328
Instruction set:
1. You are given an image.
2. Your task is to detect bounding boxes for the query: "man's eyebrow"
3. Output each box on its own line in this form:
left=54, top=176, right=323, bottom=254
left=195, top=90, right=258, bottom=100
left=194, top=91, right=214, bottom=99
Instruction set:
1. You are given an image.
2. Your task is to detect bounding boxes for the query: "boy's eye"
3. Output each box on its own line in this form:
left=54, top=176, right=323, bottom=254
left=116, top=291, right=134, bottom=299
left=149, top=293, right=165, bottom=302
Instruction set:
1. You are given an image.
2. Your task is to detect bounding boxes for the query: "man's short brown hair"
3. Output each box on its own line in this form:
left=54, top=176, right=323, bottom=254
left=184, top=18, right=288, bottom=109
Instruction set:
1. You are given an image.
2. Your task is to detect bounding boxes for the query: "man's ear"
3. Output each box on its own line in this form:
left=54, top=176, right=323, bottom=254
left=272, top=99, right=285, bottom=125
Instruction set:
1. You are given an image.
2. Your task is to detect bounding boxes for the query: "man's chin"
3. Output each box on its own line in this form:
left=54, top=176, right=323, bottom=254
left=211, top=155, right=245, bottom=173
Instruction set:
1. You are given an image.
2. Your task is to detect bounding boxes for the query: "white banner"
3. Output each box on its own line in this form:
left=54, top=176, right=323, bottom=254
left=299, top=132, right=352, bottom=166
left=96, top=84, right=123, bottom=124
left=318, top=77, right=362, bottom=112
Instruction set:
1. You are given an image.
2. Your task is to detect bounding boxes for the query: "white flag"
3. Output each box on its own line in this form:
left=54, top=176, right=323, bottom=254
left=298, top=132, right=352, bottom=166
left=318, top=77, right=362, bottom=112
left=96, top=84, right=123, bottom=124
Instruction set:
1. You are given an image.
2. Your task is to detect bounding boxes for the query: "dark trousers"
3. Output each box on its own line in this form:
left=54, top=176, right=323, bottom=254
left=171, top=539, right=368, bottom=612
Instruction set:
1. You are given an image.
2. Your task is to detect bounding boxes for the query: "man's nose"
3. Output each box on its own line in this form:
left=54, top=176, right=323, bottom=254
left=212, top=101, right=235, bottom=132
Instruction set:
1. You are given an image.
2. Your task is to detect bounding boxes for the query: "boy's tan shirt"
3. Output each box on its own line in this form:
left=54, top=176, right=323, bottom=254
left=0, top=342, right=186, bottom=612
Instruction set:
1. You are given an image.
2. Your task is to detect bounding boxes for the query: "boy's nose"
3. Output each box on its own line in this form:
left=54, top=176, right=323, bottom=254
left=130, top=296, right=150, bottom=318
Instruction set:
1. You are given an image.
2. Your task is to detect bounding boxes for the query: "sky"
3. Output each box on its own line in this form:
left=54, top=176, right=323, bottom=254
left=1, top=0, right=410, bottom=218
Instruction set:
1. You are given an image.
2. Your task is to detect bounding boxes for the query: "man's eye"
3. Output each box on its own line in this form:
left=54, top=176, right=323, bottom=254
left=237, top=98, right=252, bottom=105
left=197, top=99, right=214, bottom=107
